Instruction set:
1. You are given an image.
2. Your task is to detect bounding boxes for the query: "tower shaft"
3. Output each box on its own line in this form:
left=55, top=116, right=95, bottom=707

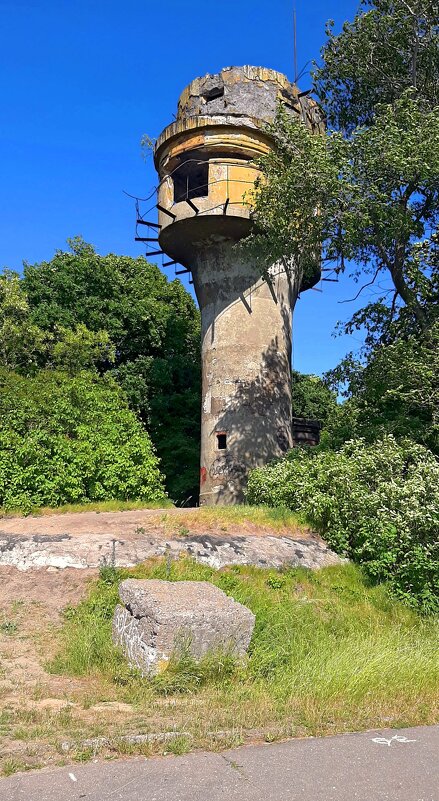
left=194, top=244, right=296, bottom=504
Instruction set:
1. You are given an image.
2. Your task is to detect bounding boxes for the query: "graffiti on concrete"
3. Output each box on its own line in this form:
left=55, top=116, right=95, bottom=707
left=209, top=457, right=247, bottom=481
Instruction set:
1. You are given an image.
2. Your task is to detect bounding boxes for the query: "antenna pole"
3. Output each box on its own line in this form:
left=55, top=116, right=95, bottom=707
left=293, top=4, right=298, bottom=83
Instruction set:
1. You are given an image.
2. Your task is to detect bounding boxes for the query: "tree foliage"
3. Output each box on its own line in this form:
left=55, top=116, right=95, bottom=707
left=246, top=0, right=439, bottom=348
left=249, top=95, right=439, bottom=338
left=0, top=369, right=165, bottom=512
left=327, top=322, right=439, bottom=452
left=246, top=0, right=439, bottom=614
left=291, top=370, right=338, bottom=424
left=24, top=238, right=199, bottom=365
left=246, top=0, right=439, bottom=468
left=22, top=239, right=201, bottom=502
left=51, top=324, right=115, bottom=375
left=0, top=270, right=116, bottom=376
left=114, top=355, right=201, bottom=503
left=0, top=271, right=47, bottom=372
left=314, top=0, right=439, bottom=131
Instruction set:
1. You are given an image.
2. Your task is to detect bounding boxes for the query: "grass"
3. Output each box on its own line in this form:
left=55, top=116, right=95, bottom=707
left=166, top=735, right=192, bottom=756
left=0, top=498, right=174, bottom=519
left=166, top=505, right=303, bottom=531
left=2, top=758, right=37, bottom=777
left=0, top=621, right=18, bottom=636
left=45, top=557, right=438, bottom=752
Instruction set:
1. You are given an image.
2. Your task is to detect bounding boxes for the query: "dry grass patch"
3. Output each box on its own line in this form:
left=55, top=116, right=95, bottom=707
left=159, top=505, right=305, bottom=536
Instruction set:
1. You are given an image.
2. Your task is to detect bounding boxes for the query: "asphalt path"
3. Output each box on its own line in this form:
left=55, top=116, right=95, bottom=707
left=1, top=725, right=438, bottom=801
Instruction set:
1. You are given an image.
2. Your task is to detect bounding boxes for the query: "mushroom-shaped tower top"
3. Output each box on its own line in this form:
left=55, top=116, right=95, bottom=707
left=154, top=66, right=323, bottom=269
left=177, top=65, right=300, bottom=123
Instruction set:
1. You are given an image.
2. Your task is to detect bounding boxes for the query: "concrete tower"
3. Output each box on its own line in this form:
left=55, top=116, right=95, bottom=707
left=154, top=66, right=323, bottom=506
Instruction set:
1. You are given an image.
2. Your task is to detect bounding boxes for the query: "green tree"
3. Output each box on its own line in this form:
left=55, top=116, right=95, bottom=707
left=291, top=370, right=337, bottom=424
left=247, top=436, right=439, bottom=613
left=23, top=238, right=201, bottom=502
left=0, top=369, right=165, bottom=512
left=314, top=0, right=439, bottom=131
left=0, top=271, right=47, bottom=372
left=247, top=1, right=439, bottom=345
left=0, top=269, right=117, bottom=377
left=327, top=322, right=439, bottom=453
left=24, top=238, right=199, bottom=365
left=114, top=355, right=201, bottom=503
left=249, top=95, right=439, bottom=338
left=52, top=324, right=115, bottom=375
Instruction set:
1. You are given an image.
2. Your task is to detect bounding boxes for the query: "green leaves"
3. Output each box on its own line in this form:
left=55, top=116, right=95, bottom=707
left=291, top=370, right=338, bottom=425
left=0, top=271, right=48, bottom=372
left=23, top=241, right=200, bottom=365
left=114, top=355, right=201, bottom=503
left=247, top=436, right=439, bottom=613
left=52, top=324, right=115, bottom=375
left=0, top=369, right=166, bottom=512
left=248, top=90, right=439, bottom=351
left=252, top=96, right=439, bottom=296
left=245, top=1, right=439, bottom=614
left=248, top=0, right=439, bottom=347
left=16, top=239, right=201, bottom=502
left=246, top=106, right=343, bottom=287
left=0, top=271, right=117, bottom=377
left=314, top=0, right=439, bottom=131
left=327, top=321, right=439, bottom=452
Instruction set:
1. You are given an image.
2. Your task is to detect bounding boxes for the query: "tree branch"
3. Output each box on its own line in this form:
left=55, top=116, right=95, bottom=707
left=339, top=266, right=382, bottom=303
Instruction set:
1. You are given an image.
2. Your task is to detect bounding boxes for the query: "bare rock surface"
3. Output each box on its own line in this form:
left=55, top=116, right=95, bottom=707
left=113, top=579, right=255, bottom=675
left=0, top=508, right=342, bottom=571
left=0, top=530, right=341, bottom=571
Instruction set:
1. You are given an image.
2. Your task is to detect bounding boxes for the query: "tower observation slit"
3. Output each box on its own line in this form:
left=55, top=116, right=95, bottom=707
left=173, top=154, right=209, bottom=203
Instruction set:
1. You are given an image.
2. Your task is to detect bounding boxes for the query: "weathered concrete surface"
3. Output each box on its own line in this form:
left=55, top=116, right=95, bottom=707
left=0, top=513, right=341, bottom=570
left=178, top=65, right=300, bottom=121
left=154, top=67, right=324, bottom=507
left=113, top=579, right=255, bottom=675
left=193, top=246, right=297, bottom=507
left=0, top=531, right=340, bottom=571
left=1, top=725, right=437, bottom=801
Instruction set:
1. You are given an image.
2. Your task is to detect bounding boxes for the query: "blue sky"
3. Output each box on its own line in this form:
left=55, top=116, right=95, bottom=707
left=0, top=0, right=368, bottom=375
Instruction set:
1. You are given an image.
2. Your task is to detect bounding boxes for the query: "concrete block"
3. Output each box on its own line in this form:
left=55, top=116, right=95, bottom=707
left=112, top=579, right=255, bottom=676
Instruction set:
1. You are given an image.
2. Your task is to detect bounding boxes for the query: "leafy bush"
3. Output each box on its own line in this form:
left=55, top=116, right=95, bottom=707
left=247, top=436, right=439, bottom=613
left=0, top=368, right=166, bottom=511
left=22, top=239, right=201, bottom=502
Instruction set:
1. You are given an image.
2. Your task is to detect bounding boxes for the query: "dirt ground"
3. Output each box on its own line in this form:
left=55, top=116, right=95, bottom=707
left=0, top=566, right=224, bottom=771
left=0, top=568, right=94, bottom=771
left=0, top=507, right=312, bottom=540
